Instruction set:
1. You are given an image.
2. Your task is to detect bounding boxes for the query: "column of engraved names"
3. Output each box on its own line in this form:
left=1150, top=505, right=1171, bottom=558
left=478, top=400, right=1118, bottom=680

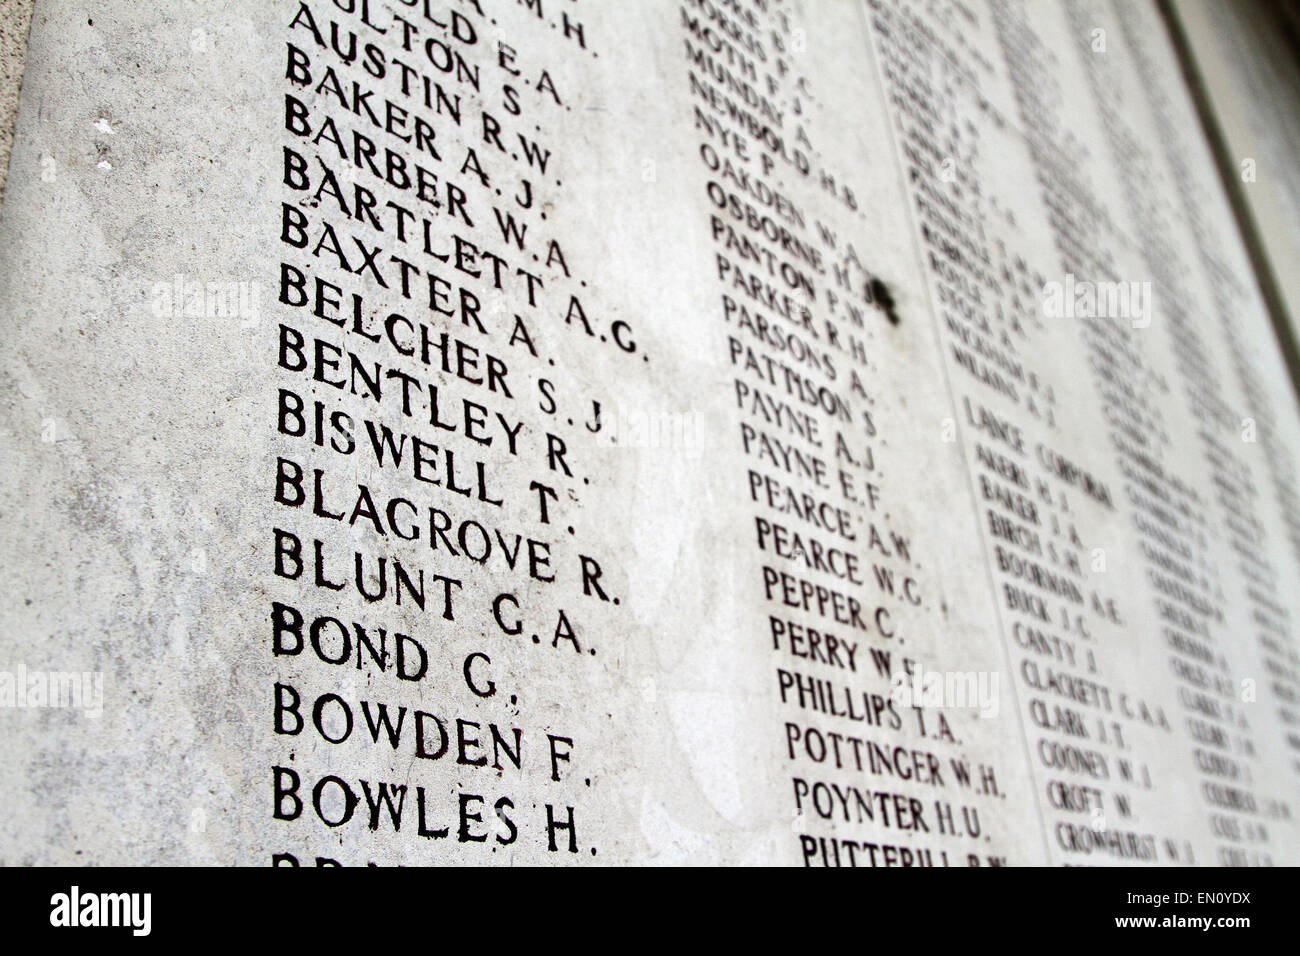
left=679, top=0, right=1020, bottom=866
left=1066, top=0, right=1293, bottom=863
left=265, top=0, right=631, bottom=863
left=1114, top=1, right=1300, bottom=794
left=989, top=0, right=1280, bottom=863
left=867, top=0, right=1183, bottom=863
left=1118, top=0, right=1300, bottom=817
left=996, top=0, right=1264, bottom=864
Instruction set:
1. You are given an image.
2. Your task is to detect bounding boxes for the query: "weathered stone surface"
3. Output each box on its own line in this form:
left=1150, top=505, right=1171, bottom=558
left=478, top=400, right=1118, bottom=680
left=0, top=0, right=1298, bottom=866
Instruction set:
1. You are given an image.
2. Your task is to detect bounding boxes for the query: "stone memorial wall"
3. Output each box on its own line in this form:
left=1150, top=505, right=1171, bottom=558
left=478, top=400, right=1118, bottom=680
left=1, top=0, right=1299, bottom=866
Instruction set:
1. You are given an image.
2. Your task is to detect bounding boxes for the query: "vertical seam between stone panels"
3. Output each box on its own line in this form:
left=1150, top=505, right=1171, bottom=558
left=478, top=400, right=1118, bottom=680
left=853, top=0, right=1056, bottom=866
